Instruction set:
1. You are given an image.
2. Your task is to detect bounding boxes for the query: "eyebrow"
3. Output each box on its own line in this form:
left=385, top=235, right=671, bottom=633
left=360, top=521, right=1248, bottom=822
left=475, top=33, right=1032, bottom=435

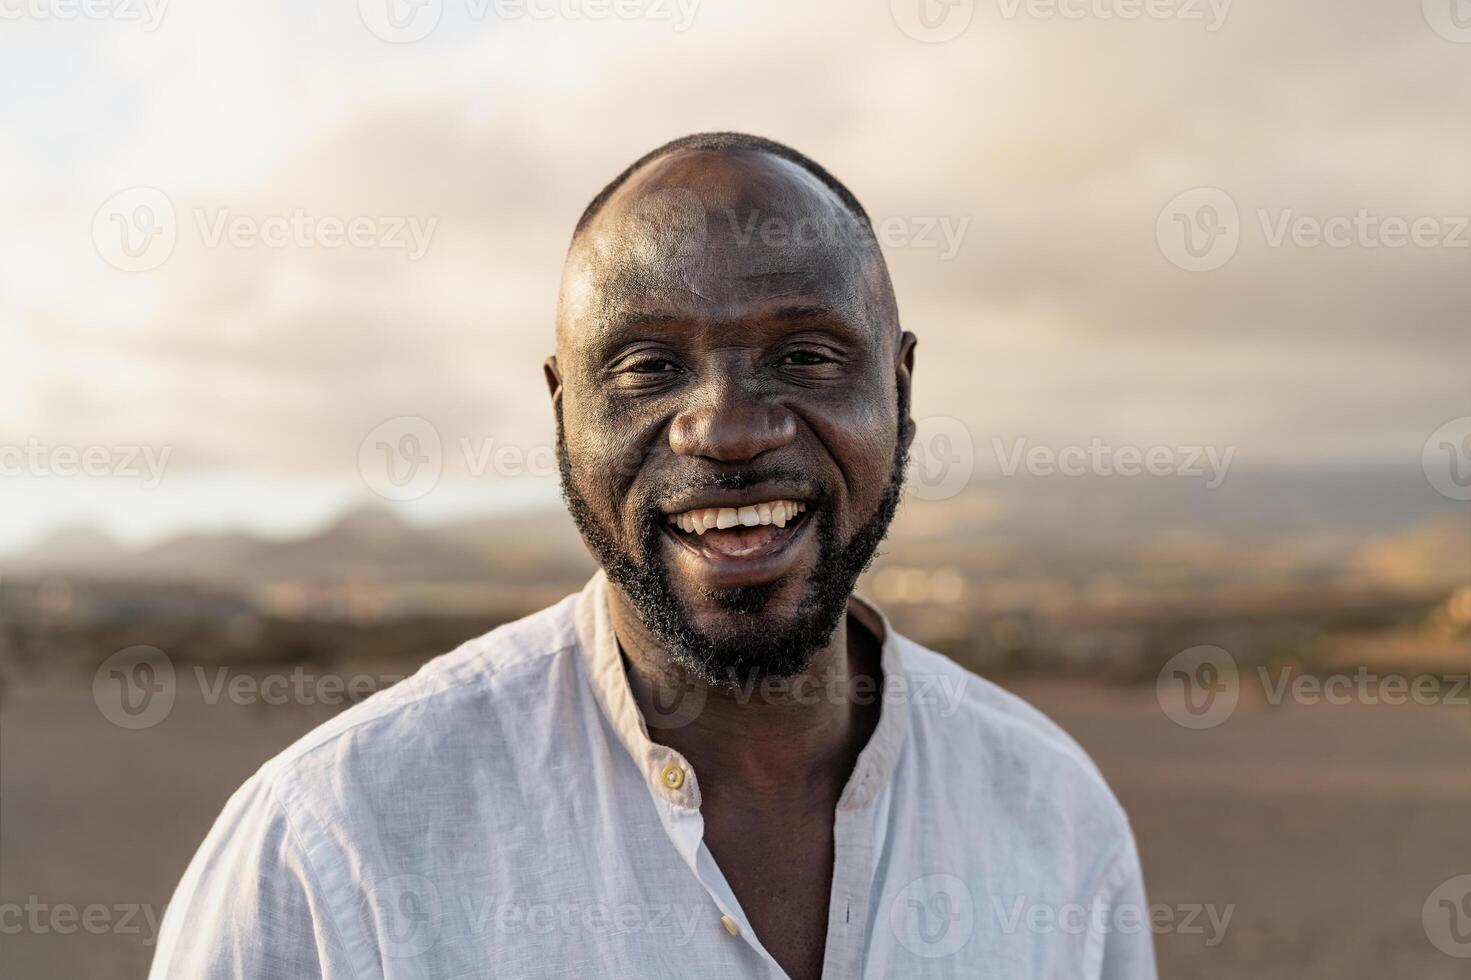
left=606, top=311, right=685, bottom=335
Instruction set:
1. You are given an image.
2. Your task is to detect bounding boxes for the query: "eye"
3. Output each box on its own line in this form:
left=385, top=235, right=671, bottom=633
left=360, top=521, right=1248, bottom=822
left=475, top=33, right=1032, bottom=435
left=780, top=350, right=833, bottom=367
left=627, top=357, right=682, bottom=374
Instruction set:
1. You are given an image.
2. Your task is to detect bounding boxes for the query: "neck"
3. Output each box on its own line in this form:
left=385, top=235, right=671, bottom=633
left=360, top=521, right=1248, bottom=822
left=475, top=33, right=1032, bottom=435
left=609, top=586, right=883, bottom=796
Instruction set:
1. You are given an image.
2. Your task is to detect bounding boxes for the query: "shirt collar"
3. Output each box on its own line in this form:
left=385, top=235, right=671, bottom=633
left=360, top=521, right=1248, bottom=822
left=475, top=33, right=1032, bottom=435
left=572, top=569, right=909, bottom=812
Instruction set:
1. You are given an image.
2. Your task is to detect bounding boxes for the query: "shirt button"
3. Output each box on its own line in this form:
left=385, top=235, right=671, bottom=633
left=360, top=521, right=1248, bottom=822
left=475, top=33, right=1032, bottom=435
left=659, top=763, right=684, bottom=790
left=720, top=914, right=740, bottom=937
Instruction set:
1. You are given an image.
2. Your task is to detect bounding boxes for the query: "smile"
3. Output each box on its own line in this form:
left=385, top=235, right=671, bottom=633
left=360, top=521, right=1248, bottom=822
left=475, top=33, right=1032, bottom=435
left=666, top=499, right=805, bottom=534
left=663, top=499, right=808, bottom=560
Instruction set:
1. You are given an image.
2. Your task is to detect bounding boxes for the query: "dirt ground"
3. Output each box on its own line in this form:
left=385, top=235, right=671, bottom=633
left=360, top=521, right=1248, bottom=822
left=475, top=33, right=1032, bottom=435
left=3, top=676, right=1468, bottom=978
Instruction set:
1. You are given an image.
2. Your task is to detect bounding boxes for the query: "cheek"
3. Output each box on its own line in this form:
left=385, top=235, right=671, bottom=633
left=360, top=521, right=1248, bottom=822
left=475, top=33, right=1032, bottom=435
left=563, top=391, right=663, bottom=516
left=842, top=425, right=898, bottom=498
left=809, top=388, right=899, bottom=519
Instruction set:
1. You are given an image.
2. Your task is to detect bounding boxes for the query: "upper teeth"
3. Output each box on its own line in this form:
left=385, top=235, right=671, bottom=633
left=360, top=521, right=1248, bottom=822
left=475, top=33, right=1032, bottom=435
left=666, top=500, right=807, bottom=535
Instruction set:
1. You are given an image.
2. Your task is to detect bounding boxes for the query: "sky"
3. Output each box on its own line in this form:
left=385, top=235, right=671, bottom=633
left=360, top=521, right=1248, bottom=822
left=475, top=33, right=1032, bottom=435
left=3, top=0, right=1469, bottom=554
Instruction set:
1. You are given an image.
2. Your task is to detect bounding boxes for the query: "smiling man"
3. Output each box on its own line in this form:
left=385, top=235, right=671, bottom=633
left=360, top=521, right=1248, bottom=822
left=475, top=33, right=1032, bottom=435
left=151, top=133, right=1156, bottom=980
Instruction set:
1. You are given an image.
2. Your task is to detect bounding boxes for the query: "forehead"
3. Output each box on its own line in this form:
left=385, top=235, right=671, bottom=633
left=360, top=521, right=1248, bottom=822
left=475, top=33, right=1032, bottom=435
left=559, top=150, right=890, bottom=354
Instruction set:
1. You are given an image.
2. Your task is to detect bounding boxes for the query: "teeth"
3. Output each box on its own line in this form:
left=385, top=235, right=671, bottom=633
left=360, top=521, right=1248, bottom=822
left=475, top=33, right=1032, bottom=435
left=665, top=499, right=808, bottom=534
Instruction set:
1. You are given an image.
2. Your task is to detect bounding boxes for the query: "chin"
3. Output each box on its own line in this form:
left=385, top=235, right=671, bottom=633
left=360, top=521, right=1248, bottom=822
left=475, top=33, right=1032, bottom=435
left=657, top=568, right=844, bottom=685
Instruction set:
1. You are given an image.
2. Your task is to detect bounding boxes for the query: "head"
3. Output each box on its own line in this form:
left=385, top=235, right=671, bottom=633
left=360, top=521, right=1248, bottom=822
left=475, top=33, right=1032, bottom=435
left=547, top=132, right=917, bottom=686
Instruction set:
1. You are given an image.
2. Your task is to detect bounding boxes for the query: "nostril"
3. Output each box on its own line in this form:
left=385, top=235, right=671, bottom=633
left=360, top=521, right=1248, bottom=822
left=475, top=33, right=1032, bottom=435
left=669, top=402, right=797, bottom=463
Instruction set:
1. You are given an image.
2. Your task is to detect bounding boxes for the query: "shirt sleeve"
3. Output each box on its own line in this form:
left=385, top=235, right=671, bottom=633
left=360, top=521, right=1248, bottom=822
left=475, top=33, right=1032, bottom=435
left=149, top=770, right=355, bottom=980
left=1094, top=836, right=1159, bottom=980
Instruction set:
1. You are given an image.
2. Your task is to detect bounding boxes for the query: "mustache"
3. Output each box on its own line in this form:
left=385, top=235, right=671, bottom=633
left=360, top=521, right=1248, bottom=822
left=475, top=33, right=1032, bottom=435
left=643, top=466, right=827, bottom=514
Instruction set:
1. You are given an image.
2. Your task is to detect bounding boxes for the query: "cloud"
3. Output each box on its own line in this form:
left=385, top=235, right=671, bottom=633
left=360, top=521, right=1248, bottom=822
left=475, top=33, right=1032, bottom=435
left=3, top=0, right=1467, bottom=547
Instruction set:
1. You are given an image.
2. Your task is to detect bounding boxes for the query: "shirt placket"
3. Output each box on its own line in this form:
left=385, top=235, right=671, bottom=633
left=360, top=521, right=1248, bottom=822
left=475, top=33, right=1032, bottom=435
left=830, top=811, right=871, bottom=977
left=647, top=751, right=788, bottom=976
left=576, top=572, right=907, bottom=980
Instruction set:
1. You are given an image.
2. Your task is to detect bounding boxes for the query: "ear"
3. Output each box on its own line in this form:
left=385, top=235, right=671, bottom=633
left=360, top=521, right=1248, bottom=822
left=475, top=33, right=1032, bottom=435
left=896, top=330, right=917, bottom=449
left=543, top=355, right=562, bottom=404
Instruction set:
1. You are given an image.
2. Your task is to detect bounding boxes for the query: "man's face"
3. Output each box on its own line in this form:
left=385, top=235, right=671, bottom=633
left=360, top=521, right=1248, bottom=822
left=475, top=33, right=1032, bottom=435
left=549, top=149, right=916, bottom=683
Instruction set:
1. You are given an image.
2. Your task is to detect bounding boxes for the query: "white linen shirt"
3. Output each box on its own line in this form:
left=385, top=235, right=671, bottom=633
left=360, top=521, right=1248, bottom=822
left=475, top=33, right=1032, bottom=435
left=150, top=571, right=1156, bottom=979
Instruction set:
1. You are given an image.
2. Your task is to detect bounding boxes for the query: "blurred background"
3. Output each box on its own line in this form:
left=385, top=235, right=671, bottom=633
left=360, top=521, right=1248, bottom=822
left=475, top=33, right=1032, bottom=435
left=2, top=0, right=1468, bottom=976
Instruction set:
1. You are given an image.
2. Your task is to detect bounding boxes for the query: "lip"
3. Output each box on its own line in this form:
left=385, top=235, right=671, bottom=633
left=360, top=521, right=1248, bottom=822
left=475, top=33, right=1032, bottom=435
left=659, top=507, right=814, bottom=590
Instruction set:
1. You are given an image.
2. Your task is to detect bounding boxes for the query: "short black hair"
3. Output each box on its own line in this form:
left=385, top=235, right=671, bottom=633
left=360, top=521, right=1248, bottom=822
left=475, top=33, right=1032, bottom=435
left=573, top=131, right=874, bottom=238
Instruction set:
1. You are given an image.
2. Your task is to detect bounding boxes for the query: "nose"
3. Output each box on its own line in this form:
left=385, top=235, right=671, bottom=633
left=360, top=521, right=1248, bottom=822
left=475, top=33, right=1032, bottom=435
left=669, top=377, right=797, bottom=463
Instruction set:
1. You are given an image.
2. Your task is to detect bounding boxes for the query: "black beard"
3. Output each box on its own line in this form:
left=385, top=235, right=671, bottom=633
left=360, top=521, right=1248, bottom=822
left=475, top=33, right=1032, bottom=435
left=555, top=400, right=909, bottom=686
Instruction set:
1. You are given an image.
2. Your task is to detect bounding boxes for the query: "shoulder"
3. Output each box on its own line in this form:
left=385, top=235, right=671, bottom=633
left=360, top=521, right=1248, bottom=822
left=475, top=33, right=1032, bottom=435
left=250, top=592, right=585, bottom=811
left=155, top=596, right=591, bottom=976
left=895, top=634, right=1133, bottom=843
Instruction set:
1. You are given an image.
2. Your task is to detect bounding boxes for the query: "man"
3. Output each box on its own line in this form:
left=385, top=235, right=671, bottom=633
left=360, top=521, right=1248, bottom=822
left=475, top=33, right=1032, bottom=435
left=151, top=133, right=1156, bottom=979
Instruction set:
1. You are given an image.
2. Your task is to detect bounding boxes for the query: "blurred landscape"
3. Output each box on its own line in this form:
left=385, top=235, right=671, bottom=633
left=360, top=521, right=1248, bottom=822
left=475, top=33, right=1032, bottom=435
left=5, top=454, right=1467, bottom=978
left=4, top=468, right=1470, bottom=977
left=4, top=465, right=1466, bottom=690
left=2, top=462, right=1468, bottom=980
